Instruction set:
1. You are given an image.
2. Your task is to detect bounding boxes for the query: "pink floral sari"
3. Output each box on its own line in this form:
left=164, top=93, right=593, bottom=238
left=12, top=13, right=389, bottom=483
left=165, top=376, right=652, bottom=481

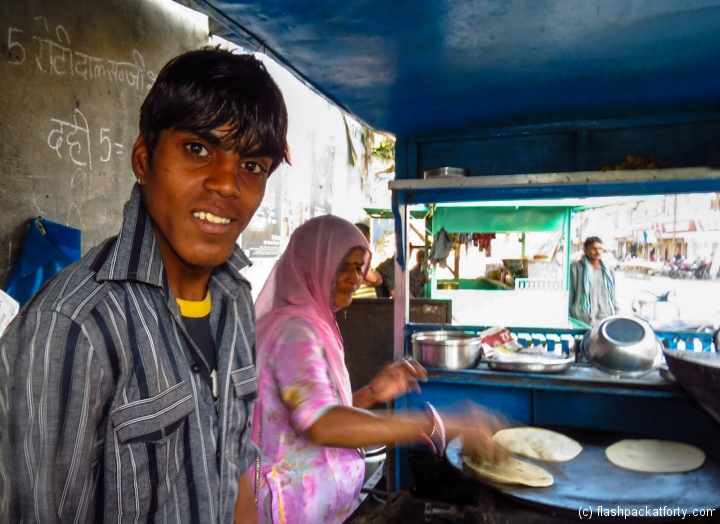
left=252, top=215, right=370, bottom=523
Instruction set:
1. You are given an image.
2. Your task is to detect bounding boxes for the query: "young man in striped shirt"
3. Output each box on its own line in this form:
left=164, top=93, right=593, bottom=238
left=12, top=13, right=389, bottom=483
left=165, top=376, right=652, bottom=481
left=0, top=48, right=288, bottom=523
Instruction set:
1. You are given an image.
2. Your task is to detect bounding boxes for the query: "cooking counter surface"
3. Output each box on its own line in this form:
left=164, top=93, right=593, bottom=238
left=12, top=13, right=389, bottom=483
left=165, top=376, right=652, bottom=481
left=424, top=362, right=680, bottom=397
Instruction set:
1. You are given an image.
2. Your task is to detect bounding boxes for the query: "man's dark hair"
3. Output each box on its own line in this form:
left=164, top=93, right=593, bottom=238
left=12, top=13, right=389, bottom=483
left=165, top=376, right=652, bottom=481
left=139, top=47, right=289, bottom=174
left=584, top=236, right=603, bottom=249
left=354, top=223, right=370, bottom=238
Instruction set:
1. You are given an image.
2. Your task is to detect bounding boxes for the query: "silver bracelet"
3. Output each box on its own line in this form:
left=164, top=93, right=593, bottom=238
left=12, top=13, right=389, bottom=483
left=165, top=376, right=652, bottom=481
left=424, top=402, right=447, bottom=456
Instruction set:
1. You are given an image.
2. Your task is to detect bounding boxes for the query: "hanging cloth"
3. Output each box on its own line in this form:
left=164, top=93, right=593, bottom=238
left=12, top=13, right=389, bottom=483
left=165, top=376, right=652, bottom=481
left=429, top=227, right=453, bottom=268
left=5, top=217, right=81, bottom=306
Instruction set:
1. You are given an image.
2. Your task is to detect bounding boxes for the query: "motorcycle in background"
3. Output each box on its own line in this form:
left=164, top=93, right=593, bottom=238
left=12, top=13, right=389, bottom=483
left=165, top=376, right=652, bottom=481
left=694, top=260, right=712, bottom=279
left=668, top=258, right=696, bottom=279
left=632, top=289, right=716, bottom=334
left=632, top=290, right=680, bottom=324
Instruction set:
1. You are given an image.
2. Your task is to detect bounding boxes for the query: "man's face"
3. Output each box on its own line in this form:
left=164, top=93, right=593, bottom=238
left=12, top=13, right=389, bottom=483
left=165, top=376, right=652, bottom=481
left=132, top=127, right=272, bottom=276
left=584, top=242, right=604, bottom=263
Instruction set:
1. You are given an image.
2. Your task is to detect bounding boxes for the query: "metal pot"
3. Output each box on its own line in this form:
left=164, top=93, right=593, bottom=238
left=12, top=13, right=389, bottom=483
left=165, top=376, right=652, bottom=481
left=411, top=331, right=482, bottom=369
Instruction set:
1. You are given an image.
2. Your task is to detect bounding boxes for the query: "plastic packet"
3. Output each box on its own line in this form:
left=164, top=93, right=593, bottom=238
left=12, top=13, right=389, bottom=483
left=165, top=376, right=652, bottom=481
left=0, top=289, right=20, bottom=338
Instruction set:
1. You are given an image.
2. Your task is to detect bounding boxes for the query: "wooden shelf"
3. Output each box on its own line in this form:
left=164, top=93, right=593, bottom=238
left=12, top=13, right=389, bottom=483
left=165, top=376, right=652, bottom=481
left=389, top=167, right=720, bottom=204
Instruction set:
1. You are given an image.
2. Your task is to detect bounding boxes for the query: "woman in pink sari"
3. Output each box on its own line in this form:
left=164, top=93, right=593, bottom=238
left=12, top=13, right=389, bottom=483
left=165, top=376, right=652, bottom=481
left=252, top=215, right=504, bottom=523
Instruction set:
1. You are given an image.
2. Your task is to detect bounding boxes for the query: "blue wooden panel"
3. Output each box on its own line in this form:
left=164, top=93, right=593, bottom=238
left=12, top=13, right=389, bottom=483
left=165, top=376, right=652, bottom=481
left=402, top=383, right=533, bottom=425
left=417, top=132, right=577, bottom=177
left=586, top=121, right=720, bottom=171
left=534, top=390, right=720, bottom=458
left=399, top=113, right=720, bottom=180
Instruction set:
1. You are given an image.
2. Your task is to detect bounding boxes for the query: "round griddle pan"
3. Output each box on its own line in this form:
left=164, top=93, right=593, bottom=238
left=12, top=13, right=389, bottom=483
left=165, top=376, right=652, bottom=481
left=446, top=426, right=720, bottom=523
left=663, top=349, right=720, bottom=425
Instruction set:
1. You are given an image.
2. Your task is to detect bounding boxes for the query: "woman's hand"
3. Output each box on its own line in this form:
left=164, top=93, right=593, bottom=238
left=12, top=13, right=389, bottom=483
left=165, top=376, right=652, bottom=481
left=363, top=268, right=383, bottom=287
left=353, top=357, right=427, bottom=408
left=368, top=357, right=427, bottom=403
left=443, top=405, right=507, bottom=464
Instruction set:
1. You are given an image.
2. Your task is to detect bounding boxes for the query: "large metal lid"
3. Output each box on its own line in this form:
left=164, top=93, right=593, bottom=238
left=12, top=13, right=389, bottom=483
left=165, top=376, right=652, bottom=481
left=423, top=167, right=471, bottom=179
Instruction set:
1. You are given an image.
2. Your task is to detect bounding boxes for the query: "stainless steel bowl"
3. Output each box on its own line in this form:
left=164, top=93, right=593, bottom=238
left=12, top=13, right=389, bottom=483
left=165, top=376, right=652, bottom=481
left=363, top=444, right=386, bottom=484
left=581, top=316, right=662, bottom=377
left=411, top=331, right=482, bottom=369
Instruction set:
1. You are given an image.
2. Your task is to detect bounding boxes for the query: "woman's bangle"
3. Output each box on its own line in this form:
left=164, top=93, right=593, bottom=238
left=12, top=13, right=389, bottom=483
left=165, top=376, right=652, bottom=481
left=419, top=402, right=447, bottom=456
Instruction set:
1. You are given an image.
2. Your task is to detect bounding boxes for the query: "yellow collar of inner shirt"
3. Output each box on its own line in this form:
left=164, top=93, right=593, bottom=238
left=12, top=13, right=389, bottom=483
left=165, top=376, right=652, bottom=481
left=176, top=291, right=211, bottom=318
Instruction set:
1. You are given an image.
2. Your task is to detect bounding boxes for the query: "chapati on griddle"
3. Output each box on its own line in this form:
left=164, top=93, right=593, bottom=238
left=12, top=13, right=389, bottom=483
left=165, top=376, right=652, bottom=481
left=493, top=427, right=582, bottom=462
left=463, top=455, right=554, bottom=487
left=605, top=439, right=706, bottom=473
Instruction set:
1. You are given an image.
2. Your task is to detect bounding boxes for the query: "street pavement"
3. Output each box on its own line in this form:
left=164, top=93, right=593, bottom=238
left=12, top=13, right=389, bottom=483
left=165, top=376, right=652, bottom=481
left=615, top=271, right=720, bottom=327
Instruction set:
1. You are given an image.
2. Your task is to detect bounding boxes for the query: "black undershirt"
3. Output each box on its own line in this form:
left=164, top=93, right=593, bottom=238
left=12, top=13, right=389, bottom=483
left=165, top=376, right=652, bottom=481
left=182, top=314, right=217, bottom=395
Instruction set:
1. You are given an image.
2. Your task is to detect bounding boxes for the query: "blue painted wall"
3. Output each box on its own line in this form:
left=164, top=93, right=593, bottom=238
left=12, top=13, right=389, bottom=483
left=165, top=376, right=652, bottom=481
left=401, top=112, right=720, bottom=180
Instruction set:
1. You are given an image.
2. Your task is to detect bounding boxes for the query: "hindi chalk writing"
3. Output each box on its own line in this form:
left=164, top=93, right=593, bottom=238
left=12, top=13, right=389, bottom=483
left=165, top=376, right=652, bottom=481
left=5, top=16, right=156, bottom=90
left=48, top=110, right=123, bottom=169
left=48, top=109, right=92, bottom=169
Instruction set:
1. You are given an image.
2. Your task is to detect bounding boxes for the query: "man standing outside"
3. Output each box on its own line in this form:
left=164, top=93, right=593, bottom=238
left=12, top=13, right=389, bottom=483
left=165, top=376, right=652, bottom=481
left=352, top=222, right=383, bottom=298
left=0, top=48, right=288, bottom=523
left=409, top=248, right=427, bottom=298
left=569, top=236, right=618, bottom=326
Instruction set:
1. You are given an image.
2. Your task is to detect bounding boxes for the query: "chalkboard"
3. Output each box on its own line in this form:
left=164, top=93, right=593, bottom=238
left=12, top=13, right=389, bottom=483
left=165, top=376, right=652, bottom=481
left=0, top=0, right=210, bottom=286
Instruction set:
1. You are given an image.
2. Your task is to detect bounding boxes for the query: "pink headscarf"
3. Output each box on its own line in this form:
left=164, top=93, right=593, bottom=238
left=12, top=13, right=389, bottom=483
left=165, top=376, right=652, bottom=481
left=254, top=215, right=371, bottom=405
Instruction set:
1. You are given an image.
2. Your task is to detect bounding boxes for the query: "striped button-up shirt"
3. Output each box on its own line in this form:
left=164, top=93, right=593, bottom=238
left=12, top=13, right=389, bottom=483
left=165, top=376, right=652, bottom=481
left=0, top=184, right=259, bottom=523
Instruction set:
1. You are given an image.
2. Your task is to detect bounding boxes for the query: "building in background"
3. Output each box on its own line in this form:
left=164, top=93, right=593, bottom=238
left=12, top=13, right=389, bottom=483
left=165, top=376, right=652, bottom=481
left=210, top=37, right=394, bottom=296
left=573, top=193, right=720, bottom=265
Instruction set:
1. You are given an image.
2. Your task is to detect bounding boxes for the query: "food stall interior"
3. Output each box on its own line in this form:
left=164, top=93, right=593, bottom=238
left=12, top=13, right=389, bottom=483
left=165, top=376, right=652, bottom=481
left=425, top=202, right=581, bottom=328
left=189, top=1, right=720, bottom=521
left=379, top=175, right=720, bottom=523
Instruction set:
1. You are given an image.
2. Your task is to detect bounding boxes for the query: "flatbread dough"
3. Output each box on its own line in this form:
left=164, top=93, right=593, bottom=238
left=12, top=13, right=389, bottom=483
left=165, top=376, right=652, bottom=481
left=493, top=427, right=582, bottom=462
left=605, top=439, right=706, bottom=474
left=463, top=455, right=554, bottom=487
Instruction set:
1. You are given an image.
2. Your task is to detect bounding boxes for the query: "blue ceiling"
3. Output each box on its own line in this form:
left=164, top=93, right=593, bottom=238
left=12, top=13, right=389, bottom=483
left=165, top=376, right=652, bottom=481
left=201, top=0, right=720, bottom=139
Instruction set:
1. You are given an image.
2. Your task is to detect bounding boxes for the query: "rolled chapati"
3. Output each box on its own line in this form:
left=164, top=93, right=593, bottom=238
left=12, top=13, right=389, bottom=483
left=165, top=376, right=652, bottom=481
left=605, top=439, right=706, bottom=474
left=493, top=427, right=582, bottom=462
left=463, top=455, right=554, bottom=487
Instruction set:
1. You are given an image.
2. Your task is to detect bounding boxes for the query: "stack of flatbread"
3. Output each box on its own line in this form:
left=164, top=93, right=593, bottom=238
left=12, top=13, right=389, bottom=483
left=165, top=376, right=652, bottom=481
left=605, top=439, right=706, bottom=474
left=463, top=427, right=583, bottom=488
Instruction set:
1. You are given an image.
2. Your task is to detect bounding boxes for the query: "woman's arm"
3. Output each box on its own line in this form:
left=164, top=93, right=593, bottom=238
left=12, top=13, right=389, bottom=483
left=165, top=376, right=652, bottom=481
left=270, top=319, right=504, bottom=463
left=307, top=406, right=430, bottom=447
left=306, top=404, right=505, bottom=463
left=234, top=471, right=257, bottom=524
